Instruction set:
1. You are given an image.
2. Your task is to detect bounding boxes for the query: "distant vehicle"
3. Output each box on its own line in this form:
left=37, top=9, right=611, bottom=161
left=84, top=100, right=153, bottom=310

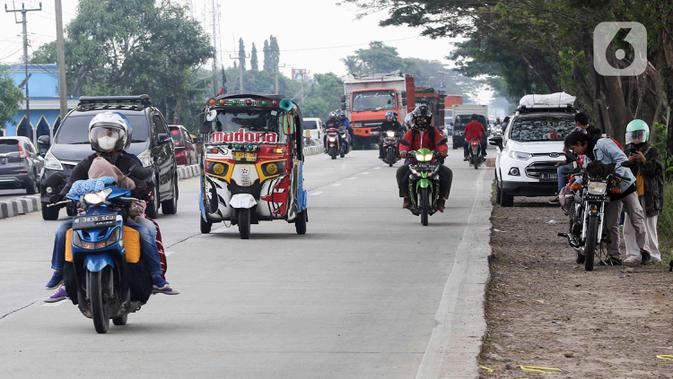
left=169, top=124, right=198, bottom=166
left=0, top=136, right=43, bottom=194
left=491, top=92, right=576, bottom=207
left=342, top=72, right=415, bottom=149
left=415, top=87, right=445, bottom=130
left=451, top=104, right=488, bottom=149
left=302, top=117, right=323, bottom=146
left=38, top=95, right=179, bottom=220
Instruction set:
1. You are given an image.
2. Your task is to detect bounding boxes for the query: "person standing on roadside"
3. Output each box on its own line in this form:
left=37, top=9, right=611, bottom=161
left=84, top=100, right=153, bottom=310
left=622, top=119, right=664, bottom=264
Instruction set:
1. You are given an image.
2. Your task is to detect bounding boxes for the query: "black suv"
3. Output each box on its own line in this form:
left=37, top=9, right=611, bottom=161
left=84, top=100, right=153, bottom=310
left=38, top=95, right=179, bottom=220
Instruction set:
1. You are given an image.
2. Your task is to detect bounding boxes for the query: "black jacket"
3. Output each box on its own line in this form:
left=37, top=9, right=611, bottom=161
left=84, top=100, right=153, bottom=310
left=624, top=143, right=665, bottom=217
left=59, top=151, right=149, bottom=200
left=380, top=120, right=403, bottom=134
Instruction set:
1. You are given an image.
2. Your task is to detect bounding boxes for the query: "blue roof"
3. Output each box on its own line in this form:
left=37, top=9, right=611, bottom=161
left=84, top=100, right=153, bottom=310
left=9, top=64, right=59, bottom=99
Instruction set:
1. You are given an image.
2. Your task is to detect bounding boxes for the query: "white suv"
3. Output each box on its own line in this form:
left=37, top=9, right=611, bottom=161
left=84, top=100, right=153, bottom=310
left=491, top=95, right=576, bottom=206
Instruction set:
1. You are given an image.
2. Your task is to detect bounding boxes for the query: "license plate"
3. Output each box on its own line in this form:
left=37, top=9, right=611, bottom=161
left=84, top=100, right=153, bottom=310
left=540, top=173, right=557, bottom=181
left=233, top=151, right=257, bottom=162
left=72, top=214, right=118, bottom=230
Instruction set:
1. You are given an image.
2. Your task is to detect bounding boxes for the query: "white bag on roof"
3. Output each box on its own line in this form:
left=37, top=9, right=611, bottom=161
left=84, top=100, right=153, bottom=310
left=519, top=92, right=575, bottom=109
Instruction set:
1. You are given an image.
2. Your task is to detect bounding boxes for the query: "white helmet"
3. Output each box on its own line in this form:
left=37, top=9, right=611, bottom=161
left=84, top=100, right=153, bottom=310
left=88, top=112, right=129, bottom=153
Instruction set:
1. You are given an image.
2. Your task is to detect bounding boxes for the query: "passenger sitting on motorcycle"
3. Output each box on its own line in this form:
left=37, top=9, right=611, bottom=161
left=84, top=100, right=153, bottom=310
left=397, top=105, right=453, bottom=212
left=324, top=111, right=348, bottom=150
left=44, top=112, right=178, bottom=302
left=463, top=114, right=487, bottom=160
left=565, top=130, right=654, bottom=266
left=379, top=111, right=404, bottom=158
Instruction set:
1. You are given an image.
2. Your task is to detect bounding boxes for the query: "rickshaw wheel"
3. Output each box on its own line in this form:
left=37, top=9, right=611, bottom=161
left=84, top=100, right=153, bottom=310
left=295, top=210, right=307, bottom=235
left=200, top=216, right=212, bottom=234
left=238, top=209, right=251, bottom=239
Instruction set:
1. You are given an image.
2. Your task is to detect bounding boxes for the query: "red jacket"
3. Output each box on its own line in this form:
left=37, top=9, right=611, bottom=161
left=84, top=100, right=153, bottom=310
left=464, top=121, right=486, bottom=142
left=399, top=127, right=448, bottom=154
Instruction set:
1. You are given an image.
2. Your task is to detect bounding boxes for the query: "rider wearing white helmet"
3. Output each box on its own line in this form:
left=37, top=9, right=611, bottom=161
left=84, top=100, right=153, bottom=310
left=44, top=112, right=178, bottom=302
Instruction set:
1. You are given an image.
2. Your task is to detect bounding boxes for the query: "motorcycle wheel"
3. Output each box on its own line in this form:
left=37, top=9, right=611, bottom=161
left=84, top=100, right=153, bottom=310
left=295, top=210, right=307, bottom=235
left=386, top=148, right=395, bottom=167
left=473, top=158, right=479, bottom=170
left=420, top=187, right=430, bottom=226
left=238, top=209, right=251, bottom=239
left=584, top=215, right=599, bottom=271
left=112, top=313, right=128, bottom=326
left=200, top=216, right=212, bottom=234
left=88, top=269, right=109, bottom=334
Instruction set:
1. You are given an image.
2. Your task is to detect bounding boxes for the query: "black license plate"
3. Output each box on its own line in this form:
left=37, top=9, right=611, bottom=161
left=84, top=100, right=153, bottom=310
left=72, top=214, right=118, bottom=230
left=539, top=173, right=558, bottom=181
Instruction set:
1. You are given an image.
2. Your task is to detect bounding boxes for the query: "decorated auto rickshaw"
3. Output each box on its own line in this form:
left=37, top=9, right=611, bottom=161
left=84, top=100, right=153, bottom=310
left=198, top=94, right=308, bottom=239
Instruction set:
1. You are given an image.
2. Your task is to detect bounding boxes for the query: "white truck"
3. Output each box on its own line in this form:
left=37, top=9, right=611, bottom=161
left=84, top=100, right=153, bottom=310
left=449, top=104, right=488, bottom=149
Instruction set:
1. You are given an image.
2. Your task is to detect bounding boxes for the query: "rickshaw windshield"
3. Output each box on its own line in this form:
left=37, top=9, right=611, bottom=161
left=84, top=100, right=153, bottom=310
left=208, top=108, right=287, bottom=144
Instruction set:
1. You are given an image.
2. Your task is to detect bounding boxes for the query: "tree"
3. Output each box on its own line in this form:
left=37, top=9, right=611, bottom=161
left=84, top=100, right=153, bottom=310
left=0, top=66, right=23, bottom=132
left=30, top=42, right=57, bottom=64
left=262, top=39, right=271, bottom=72
left=238, top=38, right=246, bottom=71
left=269, top=35, right=280, bottom=74
left=302, top=73, right=344, bottom=119
left=250, top=43, right=259, bottom=71
left=344, top=41, right=405, bottom=76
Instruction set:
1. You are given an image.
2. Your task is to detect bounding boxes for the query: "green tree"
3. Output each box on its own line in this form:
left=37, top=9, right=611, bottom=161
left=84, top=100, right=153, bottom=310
left=30, top=42, right=57, bottom=64
left=268, top=35, right=280, bottom=74
left=250, top=43, right=259, bottom=71
left=262, top=39, right=271, bottom=72
left=344, top=41, right=405, bottom=76
left=0, top=66, right=24, bottom=132
left=238, top=38, right=246, bottom=71
left=302, top=73, right=344, bottom=119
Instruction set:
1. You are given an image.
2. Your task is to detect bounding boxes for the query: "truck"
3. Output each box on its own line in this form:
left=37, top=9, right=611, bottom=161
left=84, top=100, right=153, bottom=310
left=342, top=72, right=415, bottom=149
left=443, top=95, right=463, bottom=135
left=450, top=104, right=488, bottom=149
left=414, top=86, right=446, bottom=131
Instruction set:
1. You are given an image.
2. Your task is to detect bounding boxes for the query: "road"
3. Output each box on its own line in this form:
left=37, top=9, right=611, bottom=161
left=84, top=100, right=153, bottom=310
left=0, top=150, right=492, bottom=378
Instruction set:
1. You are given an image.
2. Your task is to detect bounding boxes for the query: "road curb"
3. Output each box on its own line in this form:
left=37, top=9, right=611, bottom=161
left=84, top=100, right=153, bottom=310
left=303, top=145, right=323, bottom=156
left=0, top=195, right=40, bottom=220
left=177, top=164, right=200, bottom=180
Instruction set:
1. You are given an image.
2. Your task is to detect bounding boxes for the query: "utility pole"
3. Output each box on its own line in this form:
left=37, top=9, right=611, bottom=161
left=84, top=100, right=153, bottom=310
left=210, top=0, right=218, bottom=95
left=229, top=53, right=249, bottom=94
left=54, top=0, right=67, bottom=141
left=275, top=64, right=286, bottom=95
left=5, top=2, right=42, bottom=144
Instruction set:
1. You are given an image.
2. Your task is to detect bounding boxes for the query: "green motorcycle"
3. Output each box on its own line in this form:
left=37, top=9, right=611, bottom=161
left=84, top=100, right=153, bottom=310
left=407, top=148, right=442, bottom=226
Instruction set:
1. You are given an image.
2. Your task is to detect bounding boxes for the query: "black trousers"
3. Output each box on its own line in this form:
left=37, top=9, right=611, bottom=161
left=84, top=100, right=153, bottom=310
left=396, top=164, right=453, bottom=199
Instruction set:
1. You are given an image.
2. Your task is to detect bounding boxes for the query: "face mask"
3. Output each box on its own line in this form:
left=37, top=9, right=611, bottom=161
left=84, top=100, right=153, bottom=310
left=98, top=136, right=118, bottom=151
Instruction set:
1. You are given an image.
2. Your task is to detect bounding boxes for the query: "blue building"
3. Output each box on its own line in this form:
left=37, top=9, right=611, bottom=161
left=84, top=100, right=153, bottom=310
left=4, top=64, right=77, bottom=139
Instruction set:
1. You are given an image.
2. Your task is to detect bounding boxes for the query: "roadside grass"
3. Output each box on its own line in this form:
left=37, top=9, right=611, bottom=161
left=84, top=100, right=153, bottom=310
left=657, top=181, right=673, bottom=265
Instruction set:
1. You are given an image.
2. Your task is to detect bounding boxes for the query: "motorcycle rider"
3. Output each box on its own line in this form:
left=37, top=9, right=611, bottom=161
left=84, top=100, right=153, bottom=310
left=552, top=112, right=591, bottom=204
left=324, top=110, right=350, bottom=151
left=463, top=114, right=487, bottom=161
left=397, top=105, right=453, bottom=212
left=44, top=112, right=178, bottom=302
left=379, top=111, right=404, bottom=158
left=565, top=130, right=653, bottom=265
left=622, top=119, right=664, bottom=264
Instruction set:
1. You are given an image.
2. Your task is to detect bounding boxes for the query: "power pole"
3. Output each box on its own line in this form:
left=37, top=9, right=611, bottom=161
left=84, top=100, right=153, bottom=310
left=5, top=2, right=42, bottom=144
left=210, top=0, right=218, bottom=95
left=275, top=64, right=286, bottom=95
left=54, top=0, right=67, bottom=141
left=229, top=53, right=249, bottom=94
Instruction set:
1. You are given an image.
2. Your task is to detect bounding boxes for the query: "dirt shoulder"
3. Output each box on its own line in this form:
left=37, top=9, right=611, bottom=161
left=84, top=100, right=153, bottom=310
left=479, top=198, right=673, bottom=378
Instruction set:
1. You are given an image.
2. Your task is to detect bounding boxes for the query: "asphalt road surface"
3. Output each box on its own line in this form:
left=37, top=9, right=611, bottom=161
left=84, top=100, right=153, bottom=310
left=0, top=150, right=492, bottom=378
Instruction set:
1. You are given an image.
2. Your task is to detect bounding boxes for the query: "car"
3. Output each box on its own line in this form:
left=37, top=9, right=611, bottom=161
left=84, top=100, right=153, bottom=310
left=38, top=95, right=179, bottom=220
left=491, top=92, right=577, bottom=207
left=168, top=124, right=198, bottom=165
left=0, top=136, right=43, bottom=194
left=302, top=117, right=323, bottom=146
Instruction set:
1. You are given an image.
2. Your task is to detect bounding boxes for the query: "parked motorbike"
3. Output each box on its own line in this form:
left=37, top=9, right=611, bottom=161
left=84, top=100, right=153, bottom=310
left=558, top=162, right=623, bottom=271
left=468, top=138, right=484, bottom=169
left=381, top=130, right=400, bottom=167
left=52, top=176, right=153, bottom=333
left=407, top=148, right=442, bottom=226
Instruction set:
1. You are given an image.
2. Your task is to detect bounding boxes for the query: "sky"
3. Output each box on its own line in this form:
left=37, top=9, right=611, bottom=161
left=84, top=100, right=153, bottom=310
left=0, top=0, right=458, bottom=76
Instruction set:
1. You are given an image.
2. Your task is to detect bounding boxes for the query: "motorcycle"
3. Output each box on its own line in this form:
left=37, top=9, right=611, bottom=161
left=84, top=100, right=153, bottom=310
left=558, top=162, right=623, bottom=271
left=52, top=174, right=154, bottom=333
left=407, top=148, right=442, bottom=226
left=381, top=130, right=400, bottom=167
left=325, top=128, right=340, bottom=160
left=468, top=138, right=484, bottom=169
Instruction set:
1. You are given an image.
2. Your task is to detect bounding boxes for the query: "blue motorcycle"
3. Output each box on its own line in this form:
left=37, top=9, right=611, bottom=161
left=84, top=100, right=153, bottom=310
left=54, top=174, right=153, bottom=333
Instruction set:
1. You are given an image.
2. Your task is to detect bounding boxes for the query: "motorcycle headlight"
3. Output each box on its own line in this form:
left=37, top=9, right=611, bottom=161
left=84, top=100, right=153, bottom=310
left=508, top=151, right=533, bottom=160
left=587, top=181, right=608, bottom=195
left=44, top=151, right=63, bottom=171
left=386, top=131, right=395, bottom=138
left=415, top=153, right=433, bottom=162
left=137, top=149, right=153, bottom=168
left=83, top=190, right=107, bottom=205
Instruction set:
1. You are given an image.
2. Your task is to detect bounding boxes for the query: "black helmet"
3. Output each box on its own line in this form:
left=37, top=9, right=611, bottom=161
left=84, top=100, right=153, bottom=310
left=411, top=105, right=432, bottom=129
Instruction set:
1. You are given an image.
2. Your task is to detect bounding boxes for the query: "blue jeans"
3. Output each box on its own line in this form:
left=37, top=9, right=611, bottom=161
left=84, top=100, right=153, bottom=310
left=51, top=217, right=162, bottom=278
left=557, top=163, right=574, bottom=193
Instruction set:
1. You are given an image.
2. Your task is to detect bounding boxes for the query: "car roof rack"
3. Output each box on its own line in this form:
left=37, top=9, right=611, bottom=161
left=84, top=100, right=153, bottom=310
left=76, top=94, right=152, bottom=111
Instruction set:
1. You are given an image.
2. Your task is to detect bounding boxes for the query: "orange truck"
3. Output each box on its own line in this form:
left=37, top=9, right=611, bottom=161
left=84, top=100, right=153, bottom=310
left=342, top=73, right=415, bottom=149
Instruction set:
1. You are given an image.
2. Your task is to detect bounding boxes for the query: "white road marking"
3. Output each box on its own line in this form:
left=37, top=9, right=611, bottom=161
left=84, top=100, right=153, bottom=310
left=362, top=171, right=370, bottom=175
left=41, top=301, right=66, bottom=307
left=348, top=177, right=358, bottom=180
left=165, top=250, right=176, bottom=256
left=331, top=182, right=342, bottom=187
left=373, top=167, right=382, bottom=170
left=311, top=191, right=323, bottom=196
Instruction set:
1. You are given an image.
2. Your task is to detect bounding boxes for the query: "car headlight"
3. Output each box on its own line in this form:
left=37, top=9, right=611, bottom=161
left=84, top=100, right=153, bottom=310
left=137, top=150, right=153, bottom=168
left=386, top=131, right=395, bottom=138
left=44, top=151, right=63, bottom=171
left=508, top=151, right=533, bottom=160
left=587, top=181, right=607, bottom=195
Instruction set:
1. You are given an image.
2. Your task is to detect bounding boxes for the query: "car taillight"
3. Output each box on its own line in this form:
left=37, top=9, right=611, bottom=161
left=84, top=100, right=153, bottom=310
left=17, top=144, right=27, bottom=158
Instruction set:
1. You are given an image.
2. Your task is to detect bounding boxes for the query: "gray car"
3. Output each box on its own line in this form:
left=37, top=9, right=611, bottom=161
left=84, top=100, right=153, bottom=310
left=0, top=136, right=43, bottom=194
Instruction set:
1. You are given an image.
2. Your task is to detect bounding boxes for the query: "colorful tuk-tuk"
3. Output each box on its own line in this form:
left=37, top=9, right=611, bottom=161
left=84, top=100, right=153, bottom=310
left=198, top=94, right=308, bottom=239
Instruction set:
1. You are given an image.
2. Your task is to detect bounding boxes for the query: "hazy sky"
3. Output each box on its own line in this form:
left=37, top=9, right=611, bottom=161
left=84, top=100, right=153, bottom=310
left=0, top=0, right=458, bottom=77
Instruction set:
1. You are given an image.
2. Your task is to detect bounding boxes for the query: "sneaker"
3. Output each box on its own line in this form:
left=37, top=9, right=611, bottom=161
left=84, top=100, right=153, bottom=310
left=640, top=250, right=660, bottom=265
left=45, top=271, right=63, bottom=289
left=463, top=157, right=469, bottom=161
left=599, top=256, right=623, bottom=266
left=402, top=197, right=410, bottom=209
left=623, top=256, right=640, bottom=266
left=436, top=198, right=445, bottom=212
left=576, top=252, right=585, bottom=264
left=152, top=284, right=180, bottom=295
left=549, top=196, right=560, bottom=205
left=44, top=285, right=67, bottom=303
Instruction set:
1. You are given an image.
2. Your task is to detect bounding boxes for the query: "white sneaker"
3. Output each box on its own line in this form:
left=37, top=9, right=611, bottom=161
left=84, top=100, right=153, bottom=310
left=623, top=256, right=640, bottom=266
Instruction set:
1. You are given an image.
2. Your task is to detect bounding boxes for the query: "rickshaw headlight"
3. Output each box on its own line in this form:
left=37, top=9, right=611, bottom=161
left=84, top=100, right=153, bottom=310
left=212, top=163, right=225, bottom=175
left=266, top=163, right=278, bottom=175
left=262, top=162, right=284, bottom=177
left=207, top=161, right=228, bottom=176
